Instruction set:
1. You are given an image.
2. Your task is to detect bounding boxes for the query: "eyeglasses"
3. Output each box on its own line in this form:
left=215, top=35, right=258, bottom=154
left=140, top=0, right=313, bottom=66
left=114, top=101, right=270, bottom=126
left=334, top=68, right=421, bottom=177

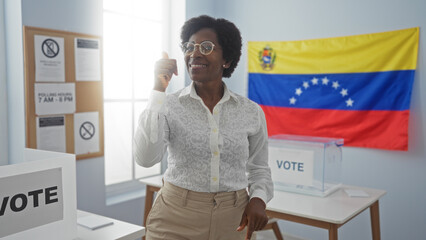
left=181, top=41, right=217, bottom=56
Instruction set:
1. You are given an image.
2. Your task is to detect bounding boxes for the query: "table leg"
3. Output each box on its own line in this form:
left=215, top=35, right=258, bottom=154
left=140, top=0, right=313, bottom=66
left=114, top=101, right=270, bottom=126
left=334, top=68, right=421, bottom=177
left=370, top=200, right=381, bottom=240
left=271, top=222, right=284, bottom=240
left=328, top=224, right=338, bottom=240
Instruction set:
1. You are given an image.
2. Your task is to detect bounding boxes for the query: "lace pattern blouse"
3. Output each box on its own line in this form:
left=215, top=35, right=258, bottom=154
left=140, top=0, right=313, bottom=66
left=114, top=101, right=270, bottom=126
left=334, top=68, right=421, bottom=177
left=133, top=83, right=273, bottom=203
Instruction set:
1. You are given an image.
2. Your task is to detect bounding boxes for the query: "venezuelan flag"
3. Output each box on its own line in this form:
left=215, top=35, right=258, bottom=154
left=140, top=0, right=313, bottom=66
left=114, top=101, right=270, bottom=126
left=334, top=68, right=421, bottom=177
left=248, top=28, right=419, bottom=151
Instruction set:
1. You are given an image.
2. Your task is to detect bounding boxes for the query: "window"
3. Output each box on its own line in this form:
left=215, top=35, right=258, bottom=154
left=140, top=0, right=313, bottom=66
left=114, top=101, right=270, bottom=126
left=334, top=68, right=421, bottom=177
left=103, top=0, right=167, bottom=187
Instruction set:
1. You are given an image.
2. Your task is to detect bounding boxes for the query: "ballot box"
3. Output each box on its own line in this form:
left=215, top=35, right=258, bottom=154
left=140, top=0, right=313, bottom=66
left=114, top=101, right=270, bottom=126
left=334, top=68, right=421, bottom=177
left=268, top=134, right=343, bottom=197
left=0, top=149, right=77, bottom=240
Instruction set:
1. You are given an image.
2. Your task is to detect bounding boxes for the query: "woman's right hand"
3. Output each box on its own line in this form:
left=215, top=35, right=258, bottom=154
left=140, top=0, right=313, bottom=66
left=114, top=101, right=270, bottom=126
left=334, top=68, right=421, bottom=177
left=154, top=52, right=178, bottom=92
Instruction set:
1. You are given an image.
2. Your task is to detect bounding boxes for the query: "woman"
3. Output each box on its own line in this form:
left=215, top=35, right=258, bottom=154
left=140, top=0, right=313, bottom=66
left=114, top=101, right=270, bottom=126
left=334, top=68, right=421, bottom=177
left=133, top=15, right=273, bottom=240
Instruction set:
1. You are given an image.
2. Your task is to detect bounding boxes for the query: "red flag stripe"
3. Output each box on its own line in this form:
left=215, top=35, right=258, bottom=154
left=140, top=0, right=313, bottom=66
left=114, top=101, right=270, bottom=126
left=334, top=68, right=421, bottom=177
left=261, top=105, right=409, bottom=151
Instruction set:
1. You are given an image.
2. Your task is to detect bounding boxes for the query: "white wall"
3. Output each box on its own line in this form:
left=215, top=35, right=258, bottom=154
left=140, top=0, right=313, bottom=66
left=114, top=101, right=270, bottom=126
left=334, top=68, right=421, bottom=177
left=193, top=0, right=426, bottom=239
left=0, top=0, right=9, bottom=166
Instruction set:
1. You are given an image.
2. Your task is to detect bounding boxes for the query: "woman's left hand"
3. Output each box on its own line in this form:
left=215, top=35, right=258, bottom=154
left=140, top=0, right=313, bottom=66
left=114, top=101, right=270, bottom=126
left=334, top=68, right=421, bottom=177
left=237, top=197, right=269, bottom=240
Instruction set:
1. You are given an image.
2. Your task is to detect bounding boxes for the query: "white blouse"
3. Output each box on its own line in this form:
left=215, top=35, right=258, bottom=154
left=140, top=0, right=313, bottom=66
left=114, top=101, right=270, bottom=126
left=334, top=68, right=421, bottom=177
left=133, top=83, right=273, bottom=203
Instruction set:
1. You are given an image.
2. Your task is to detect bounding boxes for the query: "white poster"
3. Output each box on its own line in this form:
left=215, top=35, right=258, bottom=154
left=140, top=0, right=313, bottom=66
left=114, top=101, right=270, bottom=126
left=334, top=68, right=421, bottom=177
left=74, top=112, right=99, bottom=155
left=75, top=38, right=101, bottom=81
left=34, top=83, right=76, bottom=115
left=36, top=116, right=66, bottom=153
left=34, top=35, right=65, bottom=82
left=269, top=147, right=314, bottom=186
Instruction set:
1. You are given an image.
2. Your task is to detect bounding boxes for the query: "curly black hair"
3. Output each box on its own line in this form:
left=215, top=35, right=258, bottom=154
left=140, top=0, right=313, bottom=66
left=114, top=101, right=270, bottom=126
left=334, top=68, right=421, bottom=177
left=180, top=15, right=242, bottom=78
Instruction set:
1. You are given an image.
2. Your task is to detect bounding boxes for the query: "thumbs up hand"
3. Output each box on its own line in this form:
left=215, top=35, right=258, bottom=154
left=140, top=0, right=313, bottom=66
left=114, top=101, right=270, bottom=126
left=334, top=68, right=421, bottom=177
left=153, top=52, right=178, bottom=92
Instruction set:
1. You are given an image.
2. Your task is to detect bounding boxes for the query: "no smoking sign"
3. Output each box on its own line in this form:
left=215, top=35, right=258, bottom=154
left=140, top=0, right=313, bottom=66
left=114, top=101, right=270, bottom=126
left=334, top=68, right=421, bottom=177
left=79, top=121, right=95, bottom=140
left=41, top=38, right=60, bottom=58
left=74, top=112, right=99, bottom=155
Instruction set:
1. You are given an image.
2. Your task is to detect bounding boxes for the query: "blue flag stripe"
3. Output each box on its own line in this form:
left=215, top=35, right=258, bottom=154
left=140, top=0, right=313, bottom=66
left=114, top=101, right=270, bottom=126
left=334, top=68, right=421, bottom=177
left=248, top=70, right=415, bottom=111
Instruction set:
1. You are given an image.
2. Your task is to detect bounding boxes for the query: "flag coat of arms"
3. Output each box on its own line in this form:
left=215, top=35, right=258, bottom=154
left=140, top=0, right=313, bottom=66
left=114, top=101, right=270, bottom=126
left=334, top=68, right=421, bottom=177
left=248, top=28, right=419, bottom=151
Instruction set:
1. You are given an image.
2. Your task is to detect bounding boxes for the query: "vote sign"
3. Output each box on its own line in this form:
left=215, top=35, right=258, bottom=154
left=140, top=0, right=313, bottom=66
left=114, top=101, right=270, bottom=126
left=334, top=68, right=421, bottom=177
left=269, top=147, right=314, bottom=187
left=0, top=168, right=63, bottom=238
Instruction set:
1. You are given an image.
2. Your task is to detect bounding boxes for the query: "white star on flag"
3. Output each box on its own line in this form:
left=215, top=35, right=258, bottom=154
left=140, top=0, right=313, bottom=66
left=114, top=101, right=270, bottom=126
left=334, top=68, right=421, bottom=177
left=303, top=81, right=310, bottom=89
left=346, top=98, right=354, bottom=107
left=289, top=77, right=354, bottom=107
left=332, top=81, right=340, bottom=89
left=322, top=77, right=329, bottom=85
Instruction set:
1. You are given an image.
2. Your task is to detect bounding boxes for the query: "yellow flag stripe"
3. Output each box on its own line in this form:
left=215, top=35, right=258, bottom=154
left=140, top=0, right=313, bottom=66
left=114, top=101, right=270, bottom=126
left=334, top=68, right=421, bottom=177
left=248, top=27, right=419, bottom=74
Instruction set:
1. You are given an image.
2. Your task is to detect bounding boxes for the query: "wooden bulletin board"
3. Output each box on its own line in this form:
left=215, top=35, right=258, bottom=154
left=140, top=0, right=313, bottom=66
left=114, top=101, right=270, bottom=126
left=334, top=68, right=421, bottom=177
left=23, top=26, right=104, bottom=160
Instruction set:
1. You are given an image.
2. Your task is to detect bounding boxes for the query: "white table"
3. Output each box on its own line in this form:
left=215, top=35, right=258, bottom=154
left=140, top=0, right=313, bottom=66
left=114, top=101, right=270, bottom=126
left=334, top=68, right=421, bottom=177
left=76, top=210, right=145, bottom=240
left=139, top=175, right=386, bottom=240
left=266, top=185, right=386, bottom=240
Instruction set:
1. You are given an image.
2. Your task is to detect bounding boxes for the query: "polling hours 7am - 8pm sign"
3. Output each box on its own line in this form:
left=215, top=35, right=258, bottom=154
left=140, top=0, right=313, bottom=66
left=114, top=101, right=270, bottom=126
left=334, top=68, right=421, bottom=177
left=34, top=83, right=76, bottom=115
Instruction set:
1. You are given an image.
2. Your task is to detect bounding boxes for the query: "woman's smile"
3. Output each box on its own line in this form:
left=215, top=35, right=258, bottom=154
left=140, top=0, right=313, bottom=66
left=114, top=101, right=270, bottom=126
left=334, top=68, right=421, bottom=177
left=189, top=63, right=207, bottom=70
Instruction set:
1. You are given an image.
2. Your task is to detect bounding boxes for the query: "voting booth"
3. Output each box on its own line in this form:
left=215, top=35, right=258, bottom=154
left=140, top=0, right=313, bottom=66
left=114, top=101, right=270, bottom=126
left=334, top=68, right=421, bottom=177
left=0, top=149, right=77, bottom=240
left=268, top=134, right=343, bottom=197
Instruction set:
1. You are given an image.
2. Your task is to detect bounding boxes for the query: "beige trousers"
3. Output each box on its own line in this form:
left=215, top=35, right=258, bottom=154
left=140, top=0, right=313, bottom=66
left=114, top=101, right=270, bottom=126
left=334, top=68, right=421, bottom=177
left=146, top=181, right=249, bottom=240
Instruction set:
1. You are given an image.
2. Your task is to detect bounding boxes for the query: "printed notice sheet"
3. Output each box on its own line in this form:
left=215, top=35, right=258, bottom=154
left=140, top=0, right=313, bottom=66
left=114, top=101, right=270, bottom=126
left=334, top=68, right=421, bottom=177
left=34, top=83, right=76, bottom=115
left=74, top=112, right=99, bottom=155
left=75, top=38, right=101, bottom=81
left=34, top=35, right=65, bottom=82
left=36, top=116, right=66, bottom=153
left=344, top=189, right=370, bottom=198
left=77, top=215, right=113, bottom=230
